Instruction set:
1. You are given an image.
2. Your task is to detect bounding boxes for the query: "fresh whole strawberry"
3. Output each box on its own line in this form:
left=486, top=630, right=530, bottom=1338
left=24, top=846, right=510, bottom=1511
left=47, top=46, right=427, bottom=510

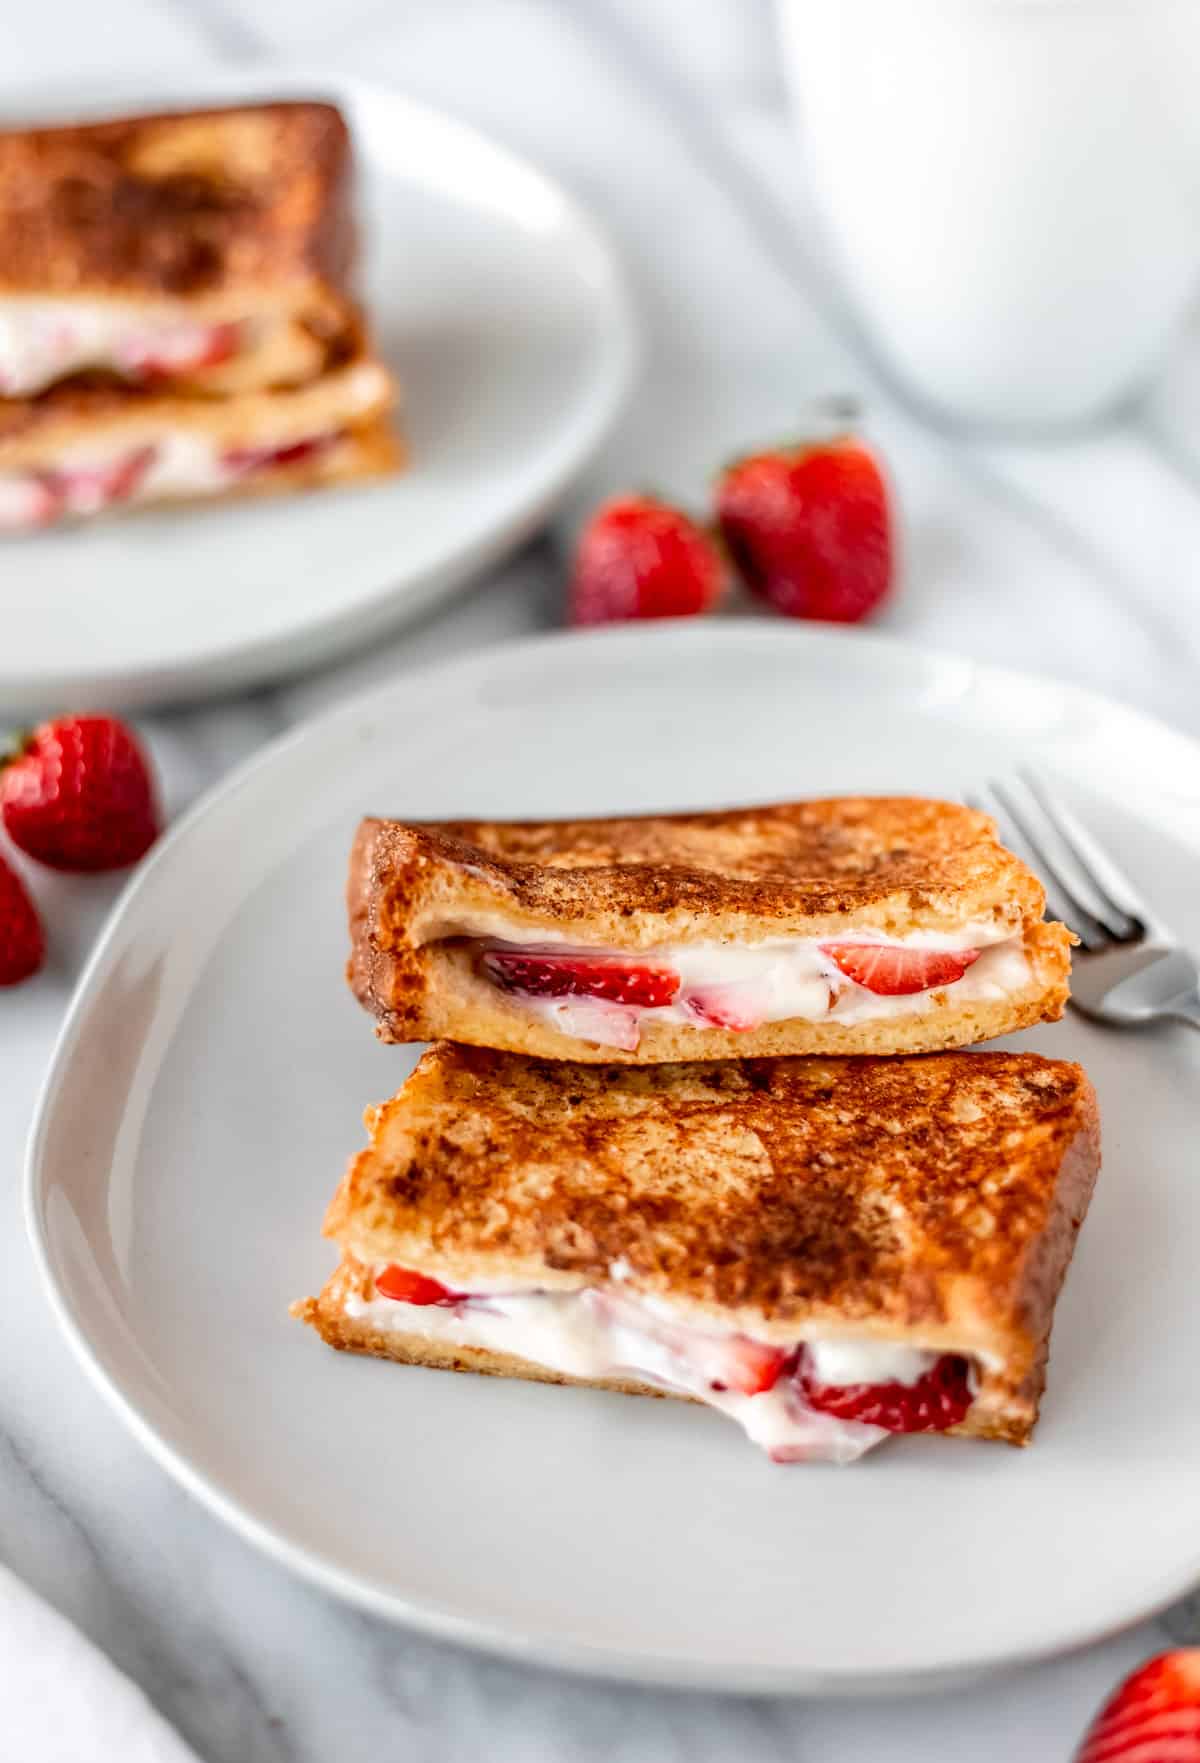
left=1074, top=1650, right=1200, bottom=1762
left=798, top=1350, right=972, bottom=1433
left=0, top=854, right=44, bottom=986
left=568, top=493, right=727, bottom=625
left=716, top=436, right=893, bottom=622
left=1, top=714, right=160, bottom=872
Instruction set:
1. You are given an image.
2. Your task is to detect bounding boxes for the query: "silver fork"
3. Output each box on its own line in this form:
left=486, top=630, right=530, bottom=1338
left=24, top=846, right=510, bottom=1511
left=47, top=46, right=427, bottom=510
left=972, top=772, right=1200, bottom=1031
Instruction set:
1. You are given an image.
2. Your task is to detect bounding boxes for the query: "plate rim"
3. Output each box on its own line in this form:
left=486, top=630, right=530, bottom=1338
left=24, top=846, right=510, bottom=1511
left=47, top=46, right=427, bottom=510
left=0, top=66, right=637, bottom=713
left=24, top=620, right=1200, bottom=1693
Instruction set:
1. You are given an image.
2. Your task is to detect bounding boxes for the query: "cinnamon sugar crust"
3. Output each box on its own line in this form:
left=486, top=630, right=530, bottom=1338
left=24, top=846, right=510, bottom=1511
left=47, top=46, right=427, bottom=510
left=346, top=799, right=1072, bottom=1057
left=303, top=1043, right=1101, bottom=1440
left=0, top=101, right=355, bottom=301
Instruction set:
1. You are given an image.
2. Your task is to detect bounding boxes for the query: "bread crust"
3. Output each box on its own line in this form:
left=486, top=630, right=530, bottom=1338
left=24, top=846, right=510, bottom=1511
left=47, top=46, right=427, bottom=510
left=298, top=1044, right=1101, bottom=1444
left=0, top=101, right=355, bottom=303
left=346, top=801, right=1071, bottom=1058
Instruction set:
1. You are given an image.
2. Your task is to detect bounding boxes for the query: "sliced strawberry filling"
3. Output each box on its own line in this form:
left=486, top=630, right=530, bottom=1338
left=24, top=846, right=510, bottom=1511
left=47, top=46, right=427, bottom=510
left=223, top=433, right=339, bottom=476
left=374, top=1265, right=464, bottom=1306
left=576, top=1290, right=794, bottom=1396
left=704, top=1336, right=792, bottom=1396
left=796, top=1349, right=972, bottom=1433
left=117, top=320, right=241, bottom=383
left=540, top=998, right=641, bottom=1052
left=684, top=982, right=773, bottom=1030
left=480, top=949, right=681, bottom=1009
left=366, top=1273, right=977, bottom=1447
left=0, top=474, right=61, bottom=532
left=820, top=942, right=981, bottom=996
left=0, top=428, right=340, bottom=533
left=1, top=444, right=161, bottom=528
left=52, top=444, right=158, bottom=515
left=474, top=937, right=993, bottom=1038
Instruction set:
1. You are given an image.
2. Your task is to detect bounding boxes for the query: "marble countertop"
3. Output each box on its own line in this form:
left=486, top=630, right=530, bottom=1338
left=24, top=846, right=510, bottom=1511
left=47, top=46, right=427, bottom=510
left=3, top=2, right=1200, bottom=1756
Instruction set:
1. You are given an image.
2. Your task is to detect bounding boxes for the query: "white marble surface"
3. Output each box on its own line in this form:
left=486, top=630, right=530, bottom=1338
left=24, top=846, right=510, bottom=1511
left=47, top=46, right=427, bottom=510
left=3, top=1, right=1200, bottom=1756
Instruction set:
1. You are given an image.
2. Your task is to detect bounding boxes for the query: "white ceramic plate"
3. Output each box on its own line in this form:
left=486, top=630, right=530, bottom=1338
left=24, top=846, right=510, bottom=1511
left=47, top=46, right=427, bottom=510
left=0, top=69, right=633, bottom=715
left=26, top=623, right=1200, bottom=1693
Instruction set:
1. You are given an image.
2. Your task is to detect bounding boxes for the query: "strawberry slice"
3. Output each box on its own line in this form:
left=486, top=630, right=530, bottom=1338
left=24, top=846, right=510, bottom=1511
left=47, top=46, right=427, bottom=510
left=119, top=321, right=240, bottom=382
left=0, top=474, right=62, bottom=532
left=55, top=445, right=157, bottom=515
left=223, top=434, right=336, bottom=476
left=595, top=1290, right=791, bottom=1395
left=820, top=942, right=980, bottom=996
left=684, top=985, right=768, bottom=1031
left=1074, top=1650, right=1200, bottom=1763
left=544, top=999, right=640, bottom=1052
left=708, top=1337, right=791, bottom=1397
left=797, top=1350, right=972, bottom=1433
left=480, top=950, right=681, bottom=1009
left=374, top=1265, right=464, bottom=1306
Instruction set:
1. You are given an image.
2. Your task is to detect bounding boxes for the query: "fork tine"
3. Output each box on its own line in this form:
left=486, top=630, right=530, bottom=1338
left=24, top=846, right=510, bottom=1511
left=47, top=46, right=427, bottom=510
left=979, top=783, right=1111, bottom=951
left=1018, top=770, right=1146, bottom=938
left=966, top=790, right=1091, bottom=942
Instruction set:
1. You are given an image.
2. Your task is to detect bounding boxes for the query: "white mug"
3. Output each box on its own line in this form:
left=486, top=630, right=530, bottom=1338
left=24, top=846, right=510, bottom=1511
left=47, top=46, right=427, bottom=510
left=777, top=0, right=1200, bottom=432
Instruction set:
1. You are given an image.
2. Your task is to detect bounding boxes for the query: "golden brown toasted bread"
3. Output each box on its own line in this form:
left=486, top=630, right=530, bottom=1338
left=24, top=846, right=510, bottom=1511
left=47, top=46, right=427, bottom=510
left=0, top=101, right=363, bottom=394
left=296, top=1044, right=1101, bottom=1448
left=346, top=799, right=1073, bottom=1061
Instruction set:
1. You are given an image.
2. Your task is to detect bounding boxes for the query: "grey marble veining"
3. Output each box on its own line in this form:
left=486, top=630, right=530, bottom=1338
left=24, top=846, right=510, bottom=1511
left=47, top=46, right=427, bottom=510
left=0, top=2, right=1196, bottom=1758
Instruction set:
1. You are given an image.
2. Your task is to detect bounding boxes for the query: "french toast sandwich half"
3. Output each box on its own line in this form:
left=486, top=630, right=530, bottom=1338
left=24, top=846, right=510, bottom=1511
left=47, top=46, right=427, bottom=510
left=347, top=798, right=1073, bottom=1062
left=296, top=1043, right=1101, bottom=1463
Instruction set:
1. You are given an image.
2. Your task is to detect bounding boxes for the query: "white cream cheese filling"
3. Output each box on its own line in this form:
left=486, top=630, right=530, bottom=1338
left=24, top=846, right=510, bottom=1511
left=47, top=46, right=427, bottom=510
left=79, top=433, right=239, bottom=503
left=0, top=434, right=257, bottom=529
left=471, top=923, right=1032, bottom=1050
left=345, top=1280, right=970, bottom=1465
left=0, top=299, right=243, bottom=396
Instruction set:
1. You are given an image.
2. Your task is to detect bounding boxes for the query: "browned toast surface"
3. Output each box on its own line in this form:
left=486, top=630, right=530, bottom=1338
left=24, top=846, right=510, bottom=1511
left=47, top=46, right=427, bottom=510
left=355, top=798, right=1044, bottom=932
left=301, top=1044, right=1101, bottom=1444
left=346, top=799, right=1071, bottom=1056
left=0, top=101, right=355, bottom=301
left=323, top=1044, right=1099, bottom=1368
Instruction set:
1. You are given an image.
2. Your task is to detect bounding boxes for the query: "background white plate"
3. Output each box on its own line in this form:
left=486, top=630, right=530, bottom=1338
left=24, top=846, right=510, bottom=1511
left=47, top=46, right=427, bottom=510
left=26, top=623, right=1200, bottom=1693
left=0, top=68, right=634, bottom=715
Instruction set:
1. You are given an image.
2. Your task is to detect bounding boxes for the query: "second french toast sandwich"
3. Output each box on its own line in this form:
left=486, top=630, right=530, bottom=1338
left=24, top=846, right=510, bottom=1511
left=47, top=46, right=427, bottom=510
left=0, top=99, right=402, bottom=528
left=295, top=1045, right=1100, bottom=1462
left=347, top=797, right=1073, bottom=1061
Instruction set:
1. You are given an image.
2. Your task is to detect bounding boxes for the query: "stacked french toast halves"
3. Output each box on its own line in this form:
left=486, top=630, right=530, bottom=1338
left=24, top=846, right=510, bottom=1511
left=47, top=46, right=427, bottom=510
left=296, top=797, right=1100, bottom=1465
